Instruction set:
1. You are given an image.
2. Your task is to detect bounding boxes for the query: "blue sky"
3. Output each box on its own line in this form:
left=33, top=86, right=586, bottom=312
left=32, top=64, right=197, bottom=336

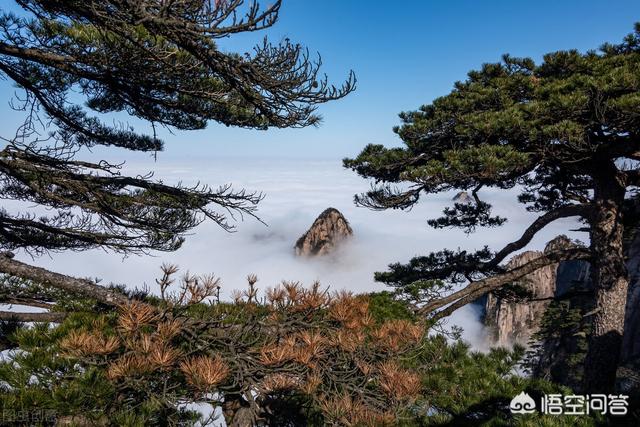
left=1, top=1, right=619, bottom=335
left=1, top=0, right=639, bottom=161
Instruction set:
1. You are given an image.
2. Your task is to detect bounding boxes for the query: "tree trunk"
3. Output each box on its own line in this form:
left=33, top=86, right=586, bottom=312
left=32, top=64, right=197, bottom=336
left=223, top=394, right=257, bottom=427
left=583, top=165, right=628, bottom=393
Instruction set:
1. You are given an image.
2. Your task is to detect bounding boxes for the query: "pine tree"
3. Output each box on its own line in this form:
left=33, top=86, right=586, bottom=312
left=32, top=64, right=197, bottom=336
left=0, top=273, right=606, bottom=426
left=0, top=0, right=354, bottom=316
left=345, top=24, right=640, bottom=392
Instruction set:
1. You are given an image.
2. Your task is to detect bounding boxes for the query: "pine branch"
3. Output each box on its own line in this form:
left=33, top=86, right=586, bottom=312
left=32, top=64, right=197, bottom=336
left=0, top=310, right=65, bottom=322
left=2, top=297, right=53, bottom=309
left=486, top=204, right=593, bottom=269
left=418, top=248, right=592, bottom=320
left=0, top=252, right=127, bottom=306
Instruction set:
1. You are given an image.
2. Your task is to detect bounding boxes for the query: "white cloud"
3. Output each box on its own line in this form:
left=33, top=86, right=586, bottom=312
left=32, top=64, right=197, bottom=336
left=18, top=158, right=584, bottom=348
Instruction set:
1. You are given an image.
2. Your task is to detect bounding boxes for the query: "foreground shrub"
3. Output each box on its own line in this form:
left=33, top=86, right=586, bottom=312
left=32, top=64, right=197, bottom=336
left=0, top=268, right=613, bottom=426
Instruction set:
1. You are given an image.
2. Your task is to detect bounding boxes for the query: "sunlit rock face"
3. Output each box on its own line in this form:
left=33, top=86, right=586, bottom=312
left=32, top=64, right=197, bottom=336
left=485, top=251, right=556, bottom=347
left=484, top=229, right=640, bottom=354
left=294, top=208, right=353, bottom=256
left=484, top=236, right=583, bottom=347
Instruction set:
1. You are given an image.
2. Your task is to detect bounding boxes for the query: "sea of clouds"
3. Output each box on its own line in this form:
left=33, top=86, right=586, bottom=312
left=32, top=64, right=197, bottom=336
left=18, top=157, right=584, bottom=348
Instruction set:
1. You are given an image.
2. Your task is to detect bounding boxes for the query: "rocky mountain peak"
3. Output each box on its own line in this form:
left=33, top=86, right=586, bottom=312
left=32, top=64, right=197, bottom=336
left=452, top=191, right=473, bottom=204
left=544, top=234, right=575, bottom=253
left=294, top=208, right=353, bottom=256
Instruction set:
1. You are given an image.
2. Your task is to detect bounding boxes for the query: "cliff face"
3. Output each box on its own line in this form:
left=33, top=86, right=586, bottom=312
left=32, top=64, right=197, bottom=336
left=482, top=209, right=640, bottom=392
left=483, top=233, right=640, bottom=355
left=484, top=239, right=566, bottom=346
left=294, top=208, right=353, bottom=256
left=483, top=236, right=593, bottom=347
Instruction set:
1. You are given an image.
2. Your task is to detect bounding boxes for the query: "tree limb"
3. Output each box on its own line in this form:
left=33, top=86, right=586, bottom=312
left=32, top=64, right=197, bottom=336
left=419, top=247, right=592, bottom=319
left=0, top=310, right=66, bottom=322
left=2, top=298, right=53, bottom=309
left=485, top=204, right=592, bottom=269
left=0, top=252, right=127, bottom=306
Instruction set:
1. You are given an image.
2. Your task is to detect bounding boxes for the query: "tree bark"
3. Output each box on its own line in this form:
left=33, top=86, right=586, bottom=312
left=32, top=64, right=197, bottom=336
left=417, top=248, right=591, bottom=318
left=0, top=252, right=128, bottom=306
left=583, top=164, right=629, bottom=393
left=0, top=310, right=66, bottom=322
left=222, top=394, right=257, bottom=427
